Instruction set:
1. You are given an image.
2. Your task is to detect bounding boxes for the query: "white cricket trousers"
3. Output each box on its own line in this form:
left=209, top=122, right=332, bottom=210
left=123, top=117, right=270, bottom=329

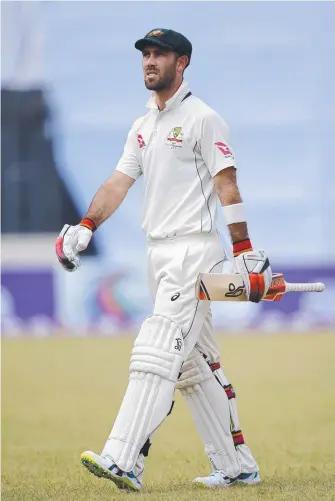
left=147, top=232, right=226, bottom=361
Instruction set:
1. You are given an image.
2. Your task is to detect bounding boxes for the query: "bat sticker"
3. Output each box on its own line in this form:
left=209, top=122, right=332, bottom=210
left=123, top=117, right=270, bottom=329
left=225, top=283, right=244, bottom=298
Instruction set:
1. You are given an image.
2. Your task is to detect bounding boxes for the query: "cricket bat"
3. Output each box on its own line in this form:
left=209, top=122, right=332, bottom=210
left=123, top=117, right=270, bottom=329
left=195, top=272, right=325, bottom=302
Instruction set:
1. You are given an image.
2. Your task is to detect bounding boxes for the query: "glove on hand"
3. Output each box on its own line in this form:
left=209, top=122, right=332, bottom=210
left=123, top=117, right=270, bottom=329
left=233, top=239, right=272, bottom=303
left=55, top=218, right=96, bottom=272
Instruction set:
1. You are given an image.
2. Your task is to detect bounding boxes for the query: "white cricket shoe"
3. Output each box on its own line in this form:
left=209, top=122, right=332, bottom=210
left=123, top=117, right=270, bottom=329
left=193, top=470, right=260, bottom=488
left=80, top=450, right=142, bottom=491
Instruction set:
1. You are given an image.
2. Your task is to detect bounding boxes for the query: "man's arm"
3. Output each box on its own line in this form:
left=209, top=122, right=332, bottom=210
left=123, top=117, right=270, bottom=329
left=199, top=111, right=253, bottom=256
left=85, top=170, right=135, bottom=228
left=56, top=120, right=142, bottom=272
left=213, top=167, right=252, bottom=253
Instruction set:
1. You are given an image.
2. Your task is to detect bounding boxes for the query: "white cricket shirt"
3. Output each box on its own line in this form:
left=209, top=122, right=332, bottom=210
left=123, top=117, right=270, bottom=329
left=116, top=80, right=236, bottom=239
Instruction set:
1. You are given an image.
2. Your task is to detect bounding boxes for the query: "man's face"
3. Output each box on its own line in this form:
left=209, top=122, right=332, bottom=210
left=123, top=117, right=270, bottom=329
left=142, top=46, right=179, bottom=91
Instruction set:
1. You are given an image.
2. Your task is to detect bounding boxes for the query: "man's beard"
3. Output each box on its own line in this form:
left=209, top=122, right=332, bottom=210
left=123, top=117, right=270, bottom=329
left=145, top=70, right=175, bottom=91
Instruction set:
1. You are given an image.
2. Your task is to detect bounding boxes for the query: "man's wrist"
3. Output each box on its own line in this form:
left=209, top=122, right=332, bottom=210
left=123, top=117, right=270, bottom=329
left=222, top=202, right=246, bottom=225
left=233, top=238, right=253, bottom=257
left=79, top=217, right=97, bottom=232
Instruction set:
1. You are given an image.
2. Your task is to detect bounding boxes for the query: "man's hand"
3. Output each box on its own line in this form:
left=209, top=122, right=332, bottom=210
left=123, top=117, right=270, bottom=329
left=234, top=249, right=272, bottom=303
left=55, top=218, right=95, bottom=272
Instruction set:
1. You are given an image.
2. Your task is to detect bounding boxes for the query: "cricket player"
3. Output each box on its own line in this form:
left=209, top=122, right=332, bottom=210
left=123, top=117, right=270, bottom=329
left=56, top=28, right=272, bottom=490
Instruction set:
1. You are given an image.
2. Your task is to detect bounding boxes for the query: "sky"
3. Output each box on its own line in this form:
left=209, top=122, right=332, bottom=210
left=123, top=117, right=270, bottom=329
left=38, top=1, right=335, bottom=266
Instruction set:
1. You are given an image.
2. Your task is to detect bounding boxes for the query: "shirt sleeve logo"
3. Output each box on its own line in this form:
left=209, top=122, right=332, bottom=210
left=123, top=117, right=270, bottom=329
left=137, top=134, right=146, bottom=149
left=215, top=141, right=233, bottom=158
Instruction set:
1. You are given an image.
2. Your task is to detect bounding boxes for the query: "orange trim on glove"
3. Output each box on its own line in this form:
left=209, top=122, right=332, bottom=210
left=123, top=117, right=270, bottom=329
left=249, top=273, right=265, bottom=303
left=80, top=217, right=97, bottom=232
left=233, top=238, right=253, bottom=257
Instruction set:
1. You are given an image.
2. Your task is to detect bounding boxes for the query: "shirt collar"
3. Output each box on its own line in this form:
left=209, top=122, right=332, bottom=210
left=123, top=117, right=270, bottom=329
left=146, top=80, right=191, bottom=111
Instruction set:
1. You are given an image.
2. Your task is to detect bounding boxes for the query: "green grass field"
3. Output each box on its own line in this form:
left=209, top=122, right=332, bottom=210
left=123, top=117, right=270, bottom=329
left=2, top=332, right=335, bottom=501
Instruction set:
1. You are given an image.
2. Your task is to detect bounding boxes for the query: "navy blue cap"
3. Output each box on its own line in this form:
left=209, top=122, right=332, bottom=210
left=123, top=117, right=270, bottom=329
left=135, top=28, right=192, bottom=65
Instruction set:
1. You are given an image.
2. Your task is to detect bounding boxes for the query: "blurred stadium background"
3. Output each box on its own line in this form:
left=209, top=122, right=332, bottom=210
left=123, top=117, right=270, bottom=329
left=1, top=1, right=334, bottom=336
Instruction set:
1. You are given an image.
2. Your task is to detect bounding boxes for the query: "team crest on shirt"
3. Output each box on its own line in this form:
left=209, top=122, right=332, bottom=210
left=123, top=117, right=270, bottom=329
left=166, top=127, right=184, bottom=149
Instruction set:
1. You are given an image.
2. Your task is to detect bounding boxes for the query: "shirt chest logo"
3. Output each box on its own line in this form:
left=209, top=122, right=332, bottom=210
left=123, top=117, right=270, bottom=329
left=166, top=126, right=184, bottom=149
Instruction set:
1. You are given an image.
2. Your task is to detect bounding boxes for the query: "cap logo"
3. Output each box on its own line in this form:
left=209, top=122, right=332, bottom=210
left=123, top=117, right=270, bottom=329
left=147, top=29, right=164, bottom=37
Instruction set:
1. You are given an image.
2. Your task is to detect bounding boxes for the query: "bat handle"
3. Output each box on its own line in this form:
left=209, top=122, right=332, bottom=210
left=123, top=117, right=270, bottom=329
left=285, top=282, right=325, bottom=293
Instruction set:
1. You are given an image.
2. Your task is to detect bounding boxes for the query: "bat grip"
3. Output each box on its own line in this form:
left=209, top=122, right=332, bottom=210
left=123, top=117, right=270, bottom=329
left=285, top=282, right=325, bottom=293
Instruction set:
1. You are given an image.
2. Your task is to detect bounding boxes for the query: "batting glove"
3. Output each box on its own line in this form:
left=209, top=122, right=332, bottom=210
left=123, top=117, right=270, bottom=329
left=55, top=218, right=96, bottom=272
left=233, top=239, right=272, bottom=303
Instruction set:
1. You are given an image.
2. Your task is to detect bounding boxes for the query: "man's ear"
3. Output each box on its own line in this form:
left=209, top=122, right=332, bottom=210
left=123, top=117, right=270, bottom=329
left=177, top=54, right=188, bottom=72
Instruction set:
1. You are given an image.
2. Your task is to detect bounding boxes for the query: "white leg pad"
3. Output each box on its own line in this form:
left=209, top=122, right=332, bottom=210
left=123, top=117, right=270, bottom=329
left=177, top=349, right=241, bottom=478
left=102, top=315, right=184, bottom=472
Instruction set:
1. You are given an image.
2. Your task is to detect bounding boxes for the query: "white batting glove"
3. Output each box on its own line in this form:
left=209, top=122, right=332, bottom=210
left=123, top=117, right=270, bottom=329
left=233, top=239, right=272, bottom=303
left=55, top=218, right=96, bottom=272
